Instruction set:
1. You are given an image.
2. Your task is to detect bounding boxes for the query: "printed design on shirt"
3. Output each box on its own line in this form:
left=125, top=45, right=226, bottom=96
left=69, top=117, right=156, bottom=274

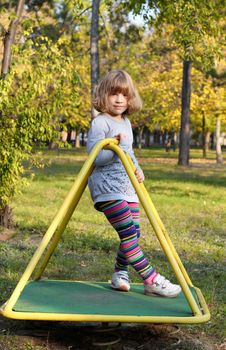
left=91, top=164, right=136, bottom=197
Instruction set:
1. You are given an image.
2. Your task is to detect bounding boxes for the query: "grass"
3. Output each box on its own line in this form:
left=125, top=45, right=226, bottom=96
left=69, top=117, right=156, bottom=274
left=0, top=147, right=225, bottom=349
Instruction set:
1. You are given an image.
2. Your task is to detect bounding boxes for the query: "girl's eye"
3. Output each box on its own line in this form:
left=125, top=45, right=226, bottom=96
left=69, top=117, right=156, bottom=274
left=111, top=93, right=127, bottom=98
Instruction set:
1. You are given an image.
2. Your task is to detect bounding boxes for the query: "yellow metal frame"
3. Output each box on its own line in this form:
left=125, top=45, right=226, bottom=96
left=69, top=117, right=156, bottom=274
left=0, top=138, right=210, bottom=324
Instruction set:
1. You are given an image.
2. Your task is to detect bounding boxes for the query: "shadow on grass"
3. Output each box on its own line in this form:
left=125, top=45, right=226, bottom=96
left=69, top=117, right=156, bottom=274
left=30, top=162, right=84, bottom=182
left=144, top=166, right=226, bottom=189
left=147, top=185, right=207, bottom=198
left=29, top=159, right=226, bottom=191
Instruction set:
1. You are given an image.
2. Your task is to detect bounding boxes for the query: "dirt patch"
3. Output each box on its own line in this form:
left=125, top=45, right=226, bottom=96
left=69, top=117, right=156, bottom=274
left=0, top=228, right=16, bottom=241
left=0, top=319, right=223, bottom=350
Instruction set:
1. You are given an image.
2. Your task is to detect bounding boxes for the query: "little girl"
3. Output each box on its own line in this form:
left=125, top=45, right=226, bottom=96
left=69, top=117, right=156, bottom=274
left=87, top=70, right=181, bottom=298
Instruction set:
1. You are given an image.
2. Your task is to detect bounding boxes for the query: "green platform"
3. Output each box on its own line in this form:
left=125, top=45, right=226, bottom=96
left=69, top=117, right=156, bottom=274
left=13, top=280, right=199, bottom=318
left=0, top=141, right=210, bottom=324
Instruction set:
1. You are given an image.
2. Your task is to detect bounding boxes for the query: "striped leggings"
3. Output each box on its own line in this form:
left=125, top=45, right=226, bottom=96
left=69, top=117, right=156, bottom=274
left=98, top=200, right=156, bottom=282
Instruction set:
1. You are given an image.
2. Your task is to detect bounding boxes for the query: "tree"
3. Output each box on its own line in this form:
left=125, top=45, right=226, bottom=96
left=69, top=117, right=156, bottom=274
left=0, top=2, right=83, bottom=228
left=191, top=60, right=226, bottom=162
left=98, top=14, right=183, bottom=145
left=0, top=0, right=25, bottom=227
left=214, top=86, right=226, bottom=164
left=1, top=0, right=25, bottom=75
left=191, top=74, right=215, bottom=157
left=127, top=0, right=224, bottom=165
left=50, top=0, right=92, bottom=144
left=90, top=0, right=100, bottom=99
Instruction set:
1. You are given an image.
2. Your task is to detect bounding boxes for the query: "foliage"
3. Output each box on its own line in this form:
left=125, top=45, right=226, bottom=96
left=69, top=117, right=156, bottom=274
left=98, top=4, right=225, bottom=139
left=98, top=14, right=225, bottom=138
left=56, top=34, right=90, bottom=133
left=0, top=1, right=93, bottom=215
left=191, top=69, right=226, bottom=134
left=127, top=0, right=223, bottom=69
left=0, top=0, right=225, bottom=218
left=0, top=30, right=82, bottom=210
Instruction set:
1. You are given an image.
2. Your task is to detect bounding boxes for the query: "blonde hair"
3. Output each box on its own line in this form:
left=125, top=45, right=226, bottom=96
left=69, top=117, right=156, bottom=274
left=93, top=70, right=142, bottom=115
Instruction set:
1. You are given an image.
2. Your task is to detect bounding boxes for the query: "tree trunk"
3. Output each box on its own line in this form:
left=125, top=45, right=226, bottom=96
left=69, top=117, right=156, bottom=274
left=90, top=0, right=100, bottom=103
left=75, top=129, right=80, bottom=148
left=203, top=131, right=210, bottom=159
left=0, top=0, right=24, bottom=229
left=216, top=116, right=223, bottom=164
left=210, top=132, right=215, bottom=150
left=202, top=112, right=210, bottom=159
left=178, top=60, right=192, bottom=166
left=138, top=127, right=143, bottom=149
left=172, top=130, right=177, bottom=151
left=0, top=205, right=13, bottom=229
left=48, top=141, right=58, bottom=150
left=202, top=111, right=206, bottom=158
left=144, top=129, right=150, bottom=147
left=1, top=0, right=25, bottom=76
left=162, top=130, right=167, bottom=147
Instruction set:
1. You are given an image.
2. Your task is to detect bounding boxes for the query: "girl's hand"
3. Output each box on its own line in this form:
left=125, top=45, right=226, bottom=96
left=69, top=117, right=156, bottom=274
left=114, top=133, right=128, bottom=141
left=135, top=168, right=145, bottom=183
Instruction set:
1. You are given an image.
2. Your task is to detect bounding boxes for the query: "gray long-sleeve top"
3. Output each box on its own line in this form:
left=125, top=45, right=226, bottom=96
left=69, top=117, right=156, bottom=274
left=86, top=114, right=140, bottom=205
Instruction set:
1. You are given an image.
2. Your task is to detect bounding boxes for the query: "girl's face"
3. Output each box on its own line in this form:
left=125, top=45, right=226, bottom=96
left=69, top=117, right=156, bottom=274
left=107, top=93, right=128, bottom=119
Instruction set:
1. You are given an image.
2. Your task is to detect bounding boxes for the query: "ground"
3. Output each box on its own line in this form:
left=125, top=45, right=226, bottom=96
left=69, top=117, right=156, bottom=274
left=0, top=147, right=225, bottom=349
left=0, top=319, right=224, bottom=350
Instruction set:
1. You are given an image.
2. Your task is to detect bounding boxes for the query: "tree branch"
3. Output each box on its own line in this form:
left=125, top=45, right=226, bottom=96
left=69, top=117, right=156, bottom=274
left=1, top=0, right=25, bottom=76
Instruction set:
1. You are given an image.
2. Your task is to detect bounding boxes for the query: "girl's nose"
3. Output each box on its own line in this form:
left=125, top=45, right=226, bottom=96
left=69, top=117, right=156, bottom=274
left=116, top=93, right=124, bottom=102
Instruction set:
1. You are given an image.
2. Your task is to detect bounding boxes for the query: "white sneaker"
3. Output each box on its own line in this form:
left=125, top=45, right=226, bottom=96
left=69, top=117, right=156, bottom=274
left=111, top=271, right=130, bottom=292
left=144, top=273, right=181, bottom=298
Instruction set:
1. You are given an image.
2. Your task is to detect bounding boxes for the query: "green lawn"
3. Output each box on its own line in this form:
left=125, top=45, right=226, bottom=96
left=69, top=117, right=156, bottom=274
left=0, top=147, right=225, bottom=349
